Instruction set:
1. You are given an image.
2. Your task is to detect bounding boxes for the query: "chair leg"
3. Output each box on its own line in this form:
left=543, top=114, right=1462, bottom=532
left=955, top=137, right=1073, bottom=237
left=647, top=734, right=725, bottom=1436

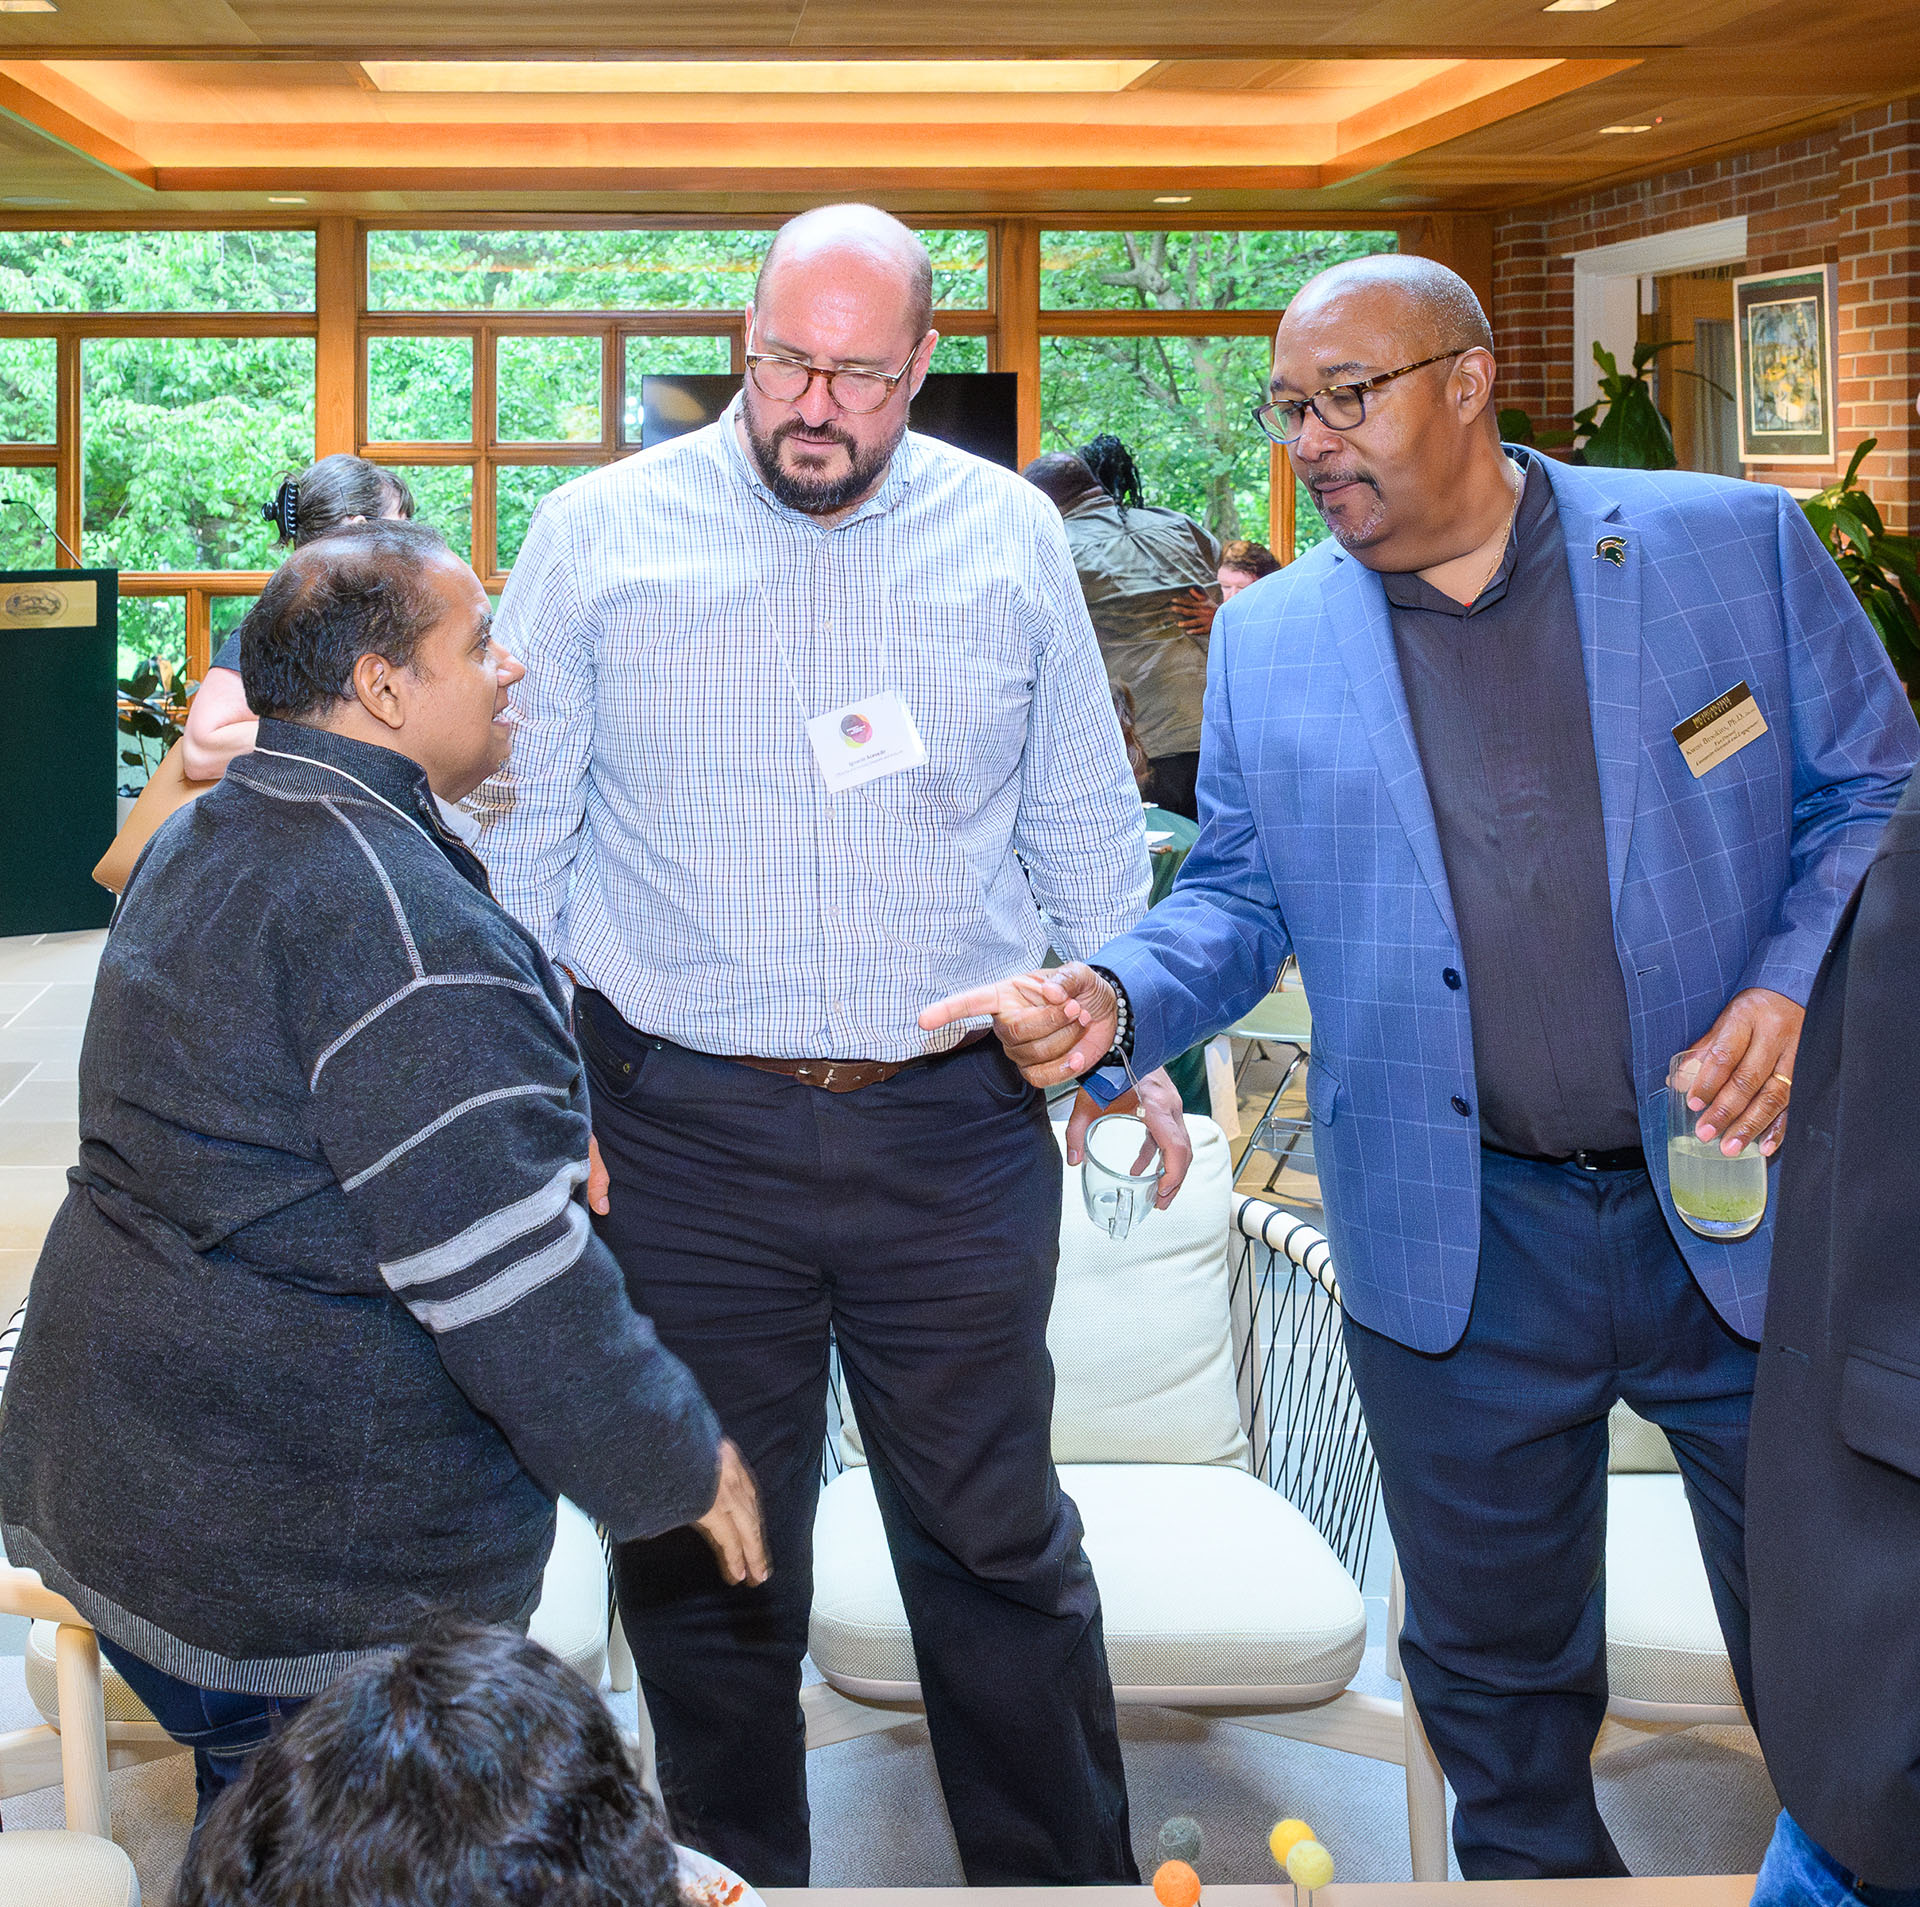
left=1391, top=1565, right=1448, bottom=1883
left=53, top=1621, right=110, bottom=1839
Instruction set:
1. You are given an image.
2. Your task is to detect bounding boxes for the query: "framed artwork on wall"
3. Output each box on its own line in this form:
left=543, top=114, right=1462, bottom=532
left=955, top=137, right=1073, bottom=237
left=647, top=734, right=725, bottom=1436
left=1732, top=264, right=1838, bottom=465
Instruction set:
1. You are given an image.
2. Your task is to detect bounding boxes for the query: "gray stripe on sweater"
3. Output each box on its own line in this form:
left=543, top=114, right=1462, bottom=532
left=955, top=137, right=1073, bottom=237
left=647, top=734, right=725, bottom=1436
left=339, top=1083, right=567, bottom=1192
left=406, top=1201, right=591, bottom=1333
left=381, top=1158, right=586, bottom=1293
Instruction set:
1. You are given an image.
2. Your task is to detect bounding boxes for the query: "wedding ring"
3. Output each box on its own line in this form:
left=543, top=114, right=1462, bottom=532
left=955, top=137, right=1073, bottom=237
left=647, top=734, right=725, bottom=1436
left=1772, top=1073, right=1793, bottom=1088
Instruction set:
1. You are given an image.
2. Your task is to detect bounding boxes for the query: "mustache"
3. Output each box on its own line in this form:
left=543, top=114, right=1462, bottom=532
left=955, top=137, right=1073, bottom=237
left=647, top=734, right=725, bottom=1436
left=773, top=418, right=856, bottom=454
left=1306, top=468, right=1378, bottom=495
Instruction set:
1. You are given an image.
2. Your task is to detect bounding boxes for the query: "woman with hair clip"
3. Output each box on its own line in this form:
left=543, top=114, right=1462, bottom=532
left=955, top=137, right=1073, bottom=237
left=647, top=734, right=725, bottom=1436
left=180, top=454, right=415, bottom=782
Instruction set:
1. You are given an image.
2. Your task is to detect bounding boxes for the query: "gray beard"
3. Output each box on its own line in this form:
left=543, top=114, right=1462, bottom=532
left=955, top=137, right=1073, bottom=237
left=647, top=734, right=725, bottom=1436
left=746, top=411, right=904, bottom=515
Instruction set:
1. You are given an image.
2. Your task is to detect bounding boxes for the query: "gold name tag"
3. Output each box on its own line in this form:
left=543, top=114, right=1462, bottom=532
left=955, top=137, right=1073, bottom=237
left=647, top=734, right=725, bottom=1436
left=1672, top=680, right=1768, bottom=779
left=0, top=579, right=98, bottom=631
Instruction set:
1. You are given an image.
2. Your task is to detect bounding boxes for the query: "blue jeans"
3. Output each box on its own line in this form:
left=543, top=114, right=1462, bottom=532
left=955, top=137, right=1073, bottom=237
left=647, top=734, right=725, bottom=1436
left=1755, top=1813, right=1920, bottom=1906
left=1342, top=1148, right=1758, bottom=1880
left=98, top=1637, right=308, bottom=1830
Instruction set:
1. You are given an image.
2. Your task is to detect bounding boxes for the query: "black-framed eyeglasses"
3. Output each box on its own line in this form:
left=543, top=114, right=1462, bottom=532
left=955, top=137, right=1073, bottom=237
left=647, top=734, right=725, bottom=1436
left=1249, top=348, right=1477, bottom=446
left=744, top=337, right=925, bottom=415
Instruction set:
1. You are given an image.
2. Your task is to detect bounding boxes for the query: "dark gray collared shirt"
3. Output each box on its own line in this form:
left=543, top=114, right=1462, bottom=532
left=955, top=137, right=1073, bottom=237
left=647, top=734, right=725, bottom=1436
left=1384, top=454, right=1640, bottom=1158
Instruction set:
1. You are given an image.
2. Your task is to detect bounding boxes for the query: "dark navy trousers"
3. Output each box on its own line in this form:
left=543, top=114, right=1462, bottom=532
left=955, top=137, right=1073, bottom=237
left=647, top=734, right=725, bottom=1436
left=1342, top=1148, right=1758, bottom=1880
left=578, top=994, right=1135, bottom=1889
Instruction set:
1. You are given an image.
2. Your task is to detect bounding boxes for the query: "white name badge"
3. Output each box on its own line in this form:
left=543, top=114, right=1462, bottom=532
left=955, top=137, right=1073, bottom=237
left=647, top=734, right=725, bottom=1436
left=804, top=691, right=928, bottom=794
left=1672, top=680, right=1769, bottom=779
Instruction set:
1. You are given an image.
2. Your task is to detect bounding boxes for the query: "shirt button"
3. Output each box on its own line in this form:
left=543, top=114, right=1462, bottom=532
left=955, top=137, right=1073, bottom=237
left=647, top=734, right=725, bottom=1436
left=1451, top=1094, right=1471, bottom=1117
left=1443, top=968, right=1462, bottom=990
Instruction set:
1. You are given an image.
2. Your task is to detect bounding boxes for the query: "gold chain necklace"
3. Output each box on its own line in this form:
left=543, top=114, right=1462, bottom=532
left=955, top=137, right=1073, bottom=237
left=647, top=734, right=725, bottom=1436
left=1464, top=472, right=1523, bottom=605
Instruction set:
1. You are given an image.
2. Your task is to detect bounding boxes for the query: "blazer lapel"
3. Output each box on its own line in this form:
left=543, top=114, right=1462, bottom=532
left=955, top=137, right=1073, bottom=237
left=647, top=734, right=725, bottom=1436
left=1325, top=551, right=1458, bottom=942
left=1543, top=460, right=1642, bottom=912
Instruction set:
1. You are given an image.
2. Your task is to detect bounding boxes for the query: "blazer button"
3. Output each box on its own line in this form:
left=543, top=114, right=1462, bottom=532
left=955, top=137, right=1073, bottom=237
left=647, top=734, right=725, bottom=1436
left=1443, top=968, right=1462, bottom=990
left=1451, top=1094, right=1471, bottom=1117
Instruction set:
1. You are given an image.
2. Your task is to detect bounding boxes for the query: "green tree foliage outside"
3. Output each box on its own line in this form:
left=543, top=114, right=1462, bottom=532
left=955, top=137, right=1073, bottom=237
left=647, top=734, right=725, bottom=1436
left=366, top=227, right=990, bottom=311
left=0, top=230, right=316, bottom=314
left=1037, top=229, right=1396, bottom=545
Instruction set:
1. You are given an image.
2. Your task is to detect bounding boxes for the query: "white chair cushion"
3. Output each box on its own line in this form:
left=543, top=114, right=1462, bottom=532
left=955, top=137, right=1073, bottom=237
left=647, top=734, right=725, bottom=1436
left=0, top=1831, right=140, bottom=1906
left=28, top=1496, right=607, bottom=1729
left=1605, top=1473, right=1743, bottom=1714
left=810, top=1461, right=1365, bottom=1705
left=528, top=1497, right=609, bottom=1690
left=26, top=1623, right=156, bottom=1728
left=840, top=1116, right=1246, bottom=1471
left=1607, top=1400, right=1679, bottom=1474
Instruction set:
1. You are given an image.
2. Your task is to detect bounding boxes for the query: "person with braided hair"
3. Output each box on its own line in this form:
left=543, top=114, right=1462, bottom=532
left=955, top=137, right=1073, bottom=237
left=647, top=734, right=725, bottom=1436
left=1022, top=435, right=1222, bottom=820
left=181, top=454, right=415, bottom=783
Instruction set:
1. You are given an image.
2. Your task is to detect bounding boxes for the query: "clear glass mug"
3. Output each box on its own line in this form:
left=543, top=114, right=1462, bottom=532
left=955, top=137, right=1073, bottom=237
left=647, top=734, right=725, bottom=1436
left=1666, top=1051, right=1768, bottom=1240
left=1081, top=1113, right=1165, bottom=1240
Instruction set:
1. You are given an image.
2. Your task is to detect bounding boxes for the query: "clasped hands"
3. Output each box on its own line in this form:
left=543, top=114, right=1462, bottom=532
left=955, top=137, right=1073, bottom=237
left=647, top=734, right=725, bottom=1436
left=920, top=962, right=1193, bottom=1206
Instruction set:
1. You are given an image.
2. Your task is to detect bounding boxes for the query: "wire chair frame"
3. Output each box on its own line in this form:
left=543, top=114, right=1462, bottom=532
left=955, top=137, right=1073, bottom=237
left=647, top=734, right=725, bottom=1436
left=819, top=1198, right=1379, bottom=1588
left=1229, top=1197, right=1380, bottom=1583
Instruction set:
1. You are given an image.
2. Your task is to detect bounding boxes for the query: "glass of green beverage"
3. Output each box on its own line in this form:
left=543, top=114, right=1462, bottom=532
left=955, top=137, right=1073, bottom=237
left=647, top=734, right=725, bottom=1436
left=1666, top=1052, right=1767, bottom=1240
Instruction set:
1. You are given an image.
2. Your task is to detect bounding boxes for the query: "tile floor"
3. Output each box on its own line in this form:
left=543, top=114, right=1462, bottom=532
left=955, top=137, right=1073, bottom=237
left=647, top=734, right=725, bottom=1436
left=0, top=931, right=99, bottom=1323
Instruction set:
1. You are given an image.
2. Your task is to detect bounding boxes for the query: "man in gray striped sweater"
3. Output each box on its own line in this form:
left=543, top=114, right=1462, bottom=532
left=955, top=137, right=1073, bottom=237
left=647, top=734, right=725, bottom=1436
left=0, top=520, right=763, bottom=1827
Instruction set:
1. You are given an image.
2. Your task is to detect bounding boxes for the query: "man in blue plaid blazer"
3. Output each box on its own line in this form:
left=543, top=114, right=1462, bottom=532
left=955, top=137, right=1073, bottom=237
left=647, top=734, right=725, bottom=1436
left=928, top=255, right=1918, bottom=1878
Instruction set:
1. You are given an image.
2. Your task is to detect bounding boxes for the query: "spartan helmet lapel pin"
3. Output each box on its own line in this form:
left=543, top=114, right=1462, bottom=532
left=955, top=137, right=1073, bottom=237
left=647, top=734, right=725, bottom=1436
left=1596, top=535, right=1627, bottom=567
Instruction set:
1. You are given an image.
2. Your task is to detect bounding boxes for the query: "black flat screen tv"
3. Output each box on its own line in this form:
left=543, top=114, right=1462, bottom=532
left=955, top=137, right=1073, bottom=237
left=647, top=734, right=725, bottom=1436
left=640, top=372, right=1019, bottom=470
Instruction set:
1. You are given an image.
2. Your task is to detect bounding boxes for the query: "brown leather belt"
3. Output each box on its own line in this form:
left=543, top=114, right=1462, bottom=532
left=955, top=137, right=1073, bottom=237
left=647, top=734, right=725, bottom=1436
left=729, top=1027, right=991, bottom=1093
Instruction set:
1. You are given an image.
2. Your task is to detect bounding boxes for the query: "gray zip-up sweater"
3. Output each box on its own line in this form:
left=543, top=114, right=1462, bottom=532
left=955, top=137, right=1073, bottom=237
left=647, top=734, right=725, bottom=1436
left=0, top=719, right=720, bottom=1696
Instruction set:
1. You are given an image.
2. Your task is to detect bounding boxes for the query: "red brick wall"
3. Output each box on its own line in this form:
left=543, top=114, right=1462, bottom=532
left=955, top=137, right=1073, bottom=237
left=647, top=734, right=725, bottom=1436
left=1491, top=100, right=1918, bottom=528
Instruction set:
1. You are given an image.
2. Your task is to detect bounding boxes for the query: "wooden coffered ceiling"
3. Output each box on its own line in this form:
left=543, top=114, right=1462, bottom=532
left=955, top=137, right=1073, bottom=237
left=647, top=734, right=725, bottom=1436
left=0, top=0, right=1917, bottom=217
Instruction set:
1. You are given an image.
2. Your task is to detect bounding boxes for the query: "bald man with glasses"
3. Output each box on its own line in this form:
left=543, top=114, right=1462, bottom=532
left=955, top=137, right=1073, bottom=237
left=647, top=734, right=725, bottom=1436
left=927, top=253, right=1918, bottom=1880
left=480, top=204, right=1187, bottom=1888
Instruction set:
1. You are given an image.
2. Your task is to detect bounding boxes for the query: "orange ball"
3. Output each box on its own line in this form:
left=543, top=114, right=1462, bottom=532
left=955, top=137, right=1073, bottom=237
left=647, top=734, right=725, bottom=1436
left=1153, top=1860, right=1201, bottom=1907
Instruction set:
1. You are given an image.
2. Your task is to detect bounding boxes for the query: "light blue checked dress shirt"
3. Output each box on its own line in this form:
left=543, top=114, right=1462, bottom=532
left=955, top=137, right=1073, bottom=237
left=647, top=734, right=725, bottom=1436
left=478, top=402, right=1149, bottom=1062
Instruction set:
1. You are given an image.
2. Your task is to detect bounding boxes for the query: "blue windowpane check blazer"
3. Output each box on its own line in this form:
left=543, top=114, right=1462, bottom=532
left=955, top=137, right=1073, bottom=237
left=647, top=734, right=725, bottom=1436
left=1099, top=454, right=1919, bottom=1353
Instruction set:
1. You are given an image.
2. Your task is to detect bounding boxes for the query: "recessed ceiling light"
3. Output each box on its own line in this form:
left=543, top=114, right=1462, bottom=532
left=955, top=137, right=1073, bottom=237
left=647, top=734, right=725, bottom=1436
left=1599, top=124, right=1654, bottom=134
left=0, top=2, right=59, bottom=13
left=1154, top=195, right=1193, bottom=204
left=362, top=59, right=1157, bottom=95
left=1543, top=0, right=1616, bottom=10
left=266, top=195, right=308, bottom=204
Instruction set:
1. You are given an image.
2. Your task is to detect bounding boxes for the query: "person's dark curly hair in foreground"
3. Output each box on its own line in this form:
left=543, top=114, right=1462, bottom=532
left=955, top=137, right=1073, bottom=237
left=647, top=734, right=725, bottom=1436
left=177, top=1625, right=682, bottom=1907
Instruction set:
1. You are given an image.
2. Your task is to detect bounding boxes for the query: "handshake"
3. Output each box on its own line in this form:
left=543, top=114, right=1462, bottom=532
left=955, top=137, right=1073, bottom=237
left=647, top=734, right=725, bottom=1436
left=921, top=962, right=1194, bottom=1206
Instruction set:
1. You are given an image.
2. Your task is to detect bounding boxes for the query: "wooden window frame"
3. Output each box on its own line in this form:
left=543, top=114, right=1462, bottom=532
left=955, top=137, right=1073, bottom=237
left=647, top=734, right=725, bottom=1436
left=0, top=213, right=1411, bottom=671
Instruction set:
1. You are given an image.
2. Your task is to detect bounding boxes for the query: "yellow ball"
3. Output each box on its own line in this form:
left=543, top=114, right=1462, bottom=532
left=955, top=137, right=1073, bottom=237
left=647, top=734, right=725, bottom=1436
left=1285, top=1841, right=1335, bottom=1892
left=1152, top=1860, right=1201, bottom=1907
left=1268, top=1820, right=1314, bottom=1867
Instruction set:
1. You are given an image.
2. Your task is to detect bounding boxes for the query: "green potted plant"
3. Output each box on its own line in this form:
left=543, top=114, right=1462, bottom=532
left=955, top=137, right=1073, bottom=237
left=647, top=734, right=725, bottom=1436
left=1801, top=438, right=1920, bottom=702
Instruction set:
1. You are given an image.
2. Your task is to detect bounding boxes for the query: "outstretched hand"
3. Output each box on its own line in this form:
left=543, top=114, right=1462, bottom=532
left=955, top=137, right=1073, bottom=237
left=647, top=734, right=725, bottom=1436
left=919, top=962, right=1119, bottom=1088
left=1171, top=587, right=1218, bottom=641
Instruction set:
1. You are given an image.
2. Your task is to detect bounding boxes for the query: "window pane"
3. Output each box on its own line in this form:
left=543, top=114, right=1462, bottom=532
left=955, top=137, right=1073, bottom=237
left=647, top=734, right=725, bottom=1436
left=622, top=334, right=731, bottom=441
left=368, top=335, right=474, bottom=443
left=0, top=466, right=57, bottom=567
left=82, top=337, right=316, bottom=570
left=378, top=463, right=474, bottom=564
left=496, top=465, right=590, bottom=571
left=0, top=231, right=315, bottom=314
left=0, top=338, right=56, bottom=442
left=1039, top=333, right=1271, bottom=543
left=918, top=229, right=989, bottom=309
left=370, top=229, right=771, bottom=311
left=930, top=335, right=988, bottom=372
left=118, top=596, right=186, bottom=682
left=497, top=336, right=602, bottom=443
left=1039, top=229, right=1395, bottom=312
